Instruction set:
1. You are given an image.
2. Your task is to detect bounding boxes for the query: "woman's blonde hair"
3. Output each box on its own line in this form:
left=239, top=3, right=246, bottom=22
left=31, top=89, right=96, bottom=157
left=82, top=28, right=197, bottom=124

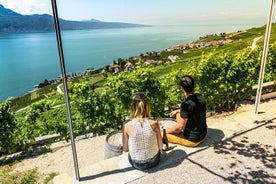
left=130, top=92, right=150, bottom=121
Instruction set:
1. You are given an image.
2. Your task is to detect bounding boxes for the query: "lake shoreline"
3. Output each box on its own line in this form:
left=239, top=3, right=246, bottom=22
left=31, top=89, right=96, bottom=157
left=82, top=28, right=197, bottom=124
left=0, top=23, right=265, bottom=102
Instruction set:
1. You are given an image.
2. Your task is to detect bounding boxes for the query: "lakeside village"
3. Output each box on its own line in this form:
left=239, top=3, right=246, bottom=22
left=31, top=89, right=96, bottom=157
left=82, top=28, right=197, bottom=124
left=37, top=37, right=232, bottom=89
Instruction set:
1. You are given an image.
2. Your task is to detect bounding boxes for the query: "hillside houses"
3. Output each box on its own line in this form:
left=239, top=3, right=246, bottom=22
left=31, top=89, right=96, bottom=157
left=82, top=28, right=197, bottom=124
left=108, top=63, right=120, bottom=73
left=83, top=69, right=95, bottom=75
left=37, top=38, right=233, bottom=87
left=166, top=39, right=233, bottom=51
left=125, top=62, right=133, bottom=72
left=168, top=55, right=179, bottom=62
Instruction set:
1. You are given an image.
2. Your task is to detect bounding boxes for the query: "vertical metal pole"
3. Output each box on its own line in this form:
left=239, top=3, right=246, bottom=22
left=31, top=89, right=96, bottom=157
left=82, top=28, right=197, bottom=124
left=51, top=0, right=80, bottom=181
left=254, top=0, right=275, bottom=114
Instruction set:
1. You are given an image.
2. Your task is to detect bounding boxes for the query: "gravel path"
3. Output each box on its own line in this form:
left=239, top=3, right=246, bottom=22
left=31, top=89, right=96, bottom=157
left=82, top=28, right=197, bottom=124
left=11, top=135, right=107, bottom=177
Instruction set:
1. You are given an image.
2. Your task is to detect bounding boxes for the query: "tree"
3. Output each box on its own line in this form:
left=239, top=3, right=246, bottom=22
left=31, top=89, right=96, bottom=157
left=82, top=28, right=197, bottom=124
left=195, top=49, right=261, bottom=111
left=72, top=82, right=110, bottom=134
left=105, top=68, right=167, bottom=119
left=265, top=44, right=276, bottom=82
left=17, top=100, right=51, bottom=149
left=39, top=106, right=69, bottom=141
left=0, top=99, right=17, bottom=153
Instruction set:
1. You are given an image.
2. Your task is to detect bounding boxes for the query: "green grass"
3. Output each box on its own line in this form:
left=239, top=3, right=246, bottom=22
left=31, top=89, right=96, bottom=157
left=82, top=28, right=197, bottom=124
left=0, top=167, right=39, bottom=184
left=0, top=167, right=58, bottom=184
left=43, top=172, right=58, bottom=184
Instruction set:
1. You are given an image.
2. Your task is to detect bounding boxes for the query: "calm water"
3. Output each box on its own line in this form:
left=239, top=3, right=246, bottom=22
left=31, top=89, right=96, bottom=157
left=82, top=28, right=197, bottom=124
left=0, top=22, right=265, bottom=102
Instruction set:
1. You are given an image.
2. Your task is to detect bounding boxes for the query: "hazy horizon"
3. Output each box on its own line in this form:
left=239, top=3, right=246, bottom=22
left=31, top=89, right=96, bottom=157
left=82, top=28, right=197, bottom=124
left=0, top=0, right=274, bottom=25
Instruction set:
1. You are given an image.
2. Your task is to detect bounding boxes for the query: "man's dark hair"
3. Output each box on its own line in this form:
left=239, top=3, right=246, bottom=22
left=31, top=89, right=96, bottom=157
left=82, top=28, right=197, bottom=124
left=179, top=75, right=194, bottom=93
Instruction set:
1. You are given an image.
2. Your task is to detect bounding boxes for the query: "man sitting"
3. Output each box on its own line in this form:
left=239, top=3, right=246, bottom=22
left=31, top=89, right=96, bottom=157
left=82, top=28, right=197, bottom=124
left=165, top=75, right=207, bottom=147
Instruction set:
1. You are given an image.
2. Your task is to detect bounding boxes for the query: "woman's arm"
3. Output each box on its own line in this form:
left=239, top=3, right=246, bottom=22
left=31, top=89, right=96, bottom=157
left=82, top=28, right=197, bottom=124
left=150, top=120, right=163, bottom=150
left=122, top=124, right=129, bottom=152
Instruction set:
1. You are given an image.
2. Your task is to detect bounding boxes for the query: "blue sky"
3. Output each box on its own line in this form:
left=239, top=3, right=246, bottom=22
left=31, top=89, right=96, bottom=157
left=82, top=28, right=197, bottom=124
left=0, top=0, right=273, bottom=25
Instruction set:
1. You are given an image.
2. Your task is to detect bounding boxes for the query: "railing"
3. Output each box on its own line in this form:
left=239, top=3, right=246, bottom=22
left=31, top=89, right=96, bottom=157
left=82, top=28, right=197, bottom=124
left=252, top=81, right=276, bottom=101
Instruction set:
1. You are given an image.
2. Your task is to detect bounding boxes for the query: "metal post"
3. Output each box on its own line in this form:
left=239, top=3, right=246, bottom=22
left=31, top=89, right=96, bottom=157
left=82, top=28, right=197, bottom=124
left=51, top=0, right=80, bottom=181
left=254, top=0, right=275, bottom=114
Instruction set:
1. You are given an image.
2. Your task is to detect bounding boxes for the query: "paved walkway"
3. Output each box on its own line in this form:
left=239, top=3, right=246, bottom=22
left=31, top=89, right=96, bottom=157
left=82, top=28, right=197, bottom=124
left=251, top=36, right=262, bottom=50
left=53, top=99, right=276, bottom=184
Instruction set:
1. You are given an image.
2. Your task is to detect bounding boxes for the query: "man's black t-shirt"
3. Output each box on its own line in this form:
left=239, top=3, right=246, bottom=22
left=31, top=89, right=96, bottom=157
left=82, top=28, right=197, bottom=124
left=180, top=93, right=207, bottom=142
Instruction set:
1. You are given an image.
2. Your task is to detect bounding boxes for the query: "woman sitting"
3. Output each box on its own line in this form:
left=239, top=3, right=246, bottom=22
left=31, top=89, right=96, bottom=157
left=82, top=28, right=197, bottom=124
left=123, top=92, right=163, bottom=170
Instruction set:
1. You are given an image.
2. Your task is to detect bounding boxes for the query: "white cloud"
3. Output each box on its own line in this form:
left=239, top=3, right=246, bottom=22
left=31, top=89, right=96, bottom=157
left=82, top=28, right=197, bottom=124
left=0, top=0, right=52, bottom=15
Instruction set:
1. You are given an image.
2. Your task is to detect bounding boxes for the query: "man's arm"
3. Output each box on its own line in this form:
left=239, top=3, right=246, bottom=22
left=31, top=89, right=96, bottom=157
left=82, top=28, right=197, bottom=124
left=170, top=109, right=180, bottom=118
left=166, top=115, right=187, bottom=134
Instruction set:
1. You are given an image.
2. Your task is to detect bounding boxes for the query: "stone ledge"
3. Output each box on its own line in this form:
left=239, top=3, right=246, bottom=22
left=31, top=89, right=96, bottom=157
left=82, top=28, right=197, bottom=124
left=53, top=127, right=226, bottom=184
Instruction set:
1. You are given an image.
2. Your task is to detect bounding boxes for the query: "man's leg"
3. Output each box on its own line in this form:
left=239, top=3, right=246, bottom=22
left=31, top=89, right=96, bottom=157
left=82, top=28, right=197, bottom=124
left=166, top=133, right=204, bottom=147
left=166, top=113, right=204, bottom=147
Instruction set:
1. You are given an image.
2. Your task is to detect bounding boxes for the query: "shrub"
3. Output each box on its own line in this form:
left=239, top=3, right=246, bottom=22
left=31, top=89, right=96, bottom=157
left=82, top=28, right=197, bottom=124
left=195, top=49, right=261, bottom=111
left=0, top=99, right=17, bottom=154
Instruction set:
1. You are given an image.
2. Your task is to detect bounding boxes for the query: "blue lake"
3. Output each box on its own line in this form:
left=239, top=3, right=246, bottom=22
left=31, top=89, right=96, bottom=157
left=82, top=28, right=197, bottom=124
left=0, top=22, right=266, bottom=102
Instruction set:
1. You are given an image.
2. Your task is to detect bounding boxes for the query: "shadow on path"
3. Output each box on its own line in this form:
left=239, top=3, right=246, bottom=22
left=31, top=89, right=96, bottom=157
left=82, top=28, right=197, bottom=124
left=187, top=119, right=276, bottom=184
left=147, top=128, right=225, bottom=173
left=79, top=149, right=187, bottom=182
left=80, top=167, right=135, bottom=182
left=200, top=128, right=225, bottom=147
left=148, top=149, right=187, bottom=173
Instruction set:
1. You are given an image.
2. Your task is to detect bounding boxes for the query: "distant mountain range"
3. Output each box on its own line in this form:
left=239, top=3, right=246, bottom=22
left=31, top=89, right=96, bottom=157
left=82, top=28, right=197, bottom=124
left=0, top=4, right=148, bottom=33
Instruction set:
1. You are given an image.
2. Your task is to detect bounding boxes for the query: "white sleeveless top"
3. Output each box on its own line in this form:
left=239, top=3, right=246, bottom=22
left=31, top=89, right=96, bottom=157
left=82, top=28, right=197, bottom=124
left=128, top=118, right=159, bottom=163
